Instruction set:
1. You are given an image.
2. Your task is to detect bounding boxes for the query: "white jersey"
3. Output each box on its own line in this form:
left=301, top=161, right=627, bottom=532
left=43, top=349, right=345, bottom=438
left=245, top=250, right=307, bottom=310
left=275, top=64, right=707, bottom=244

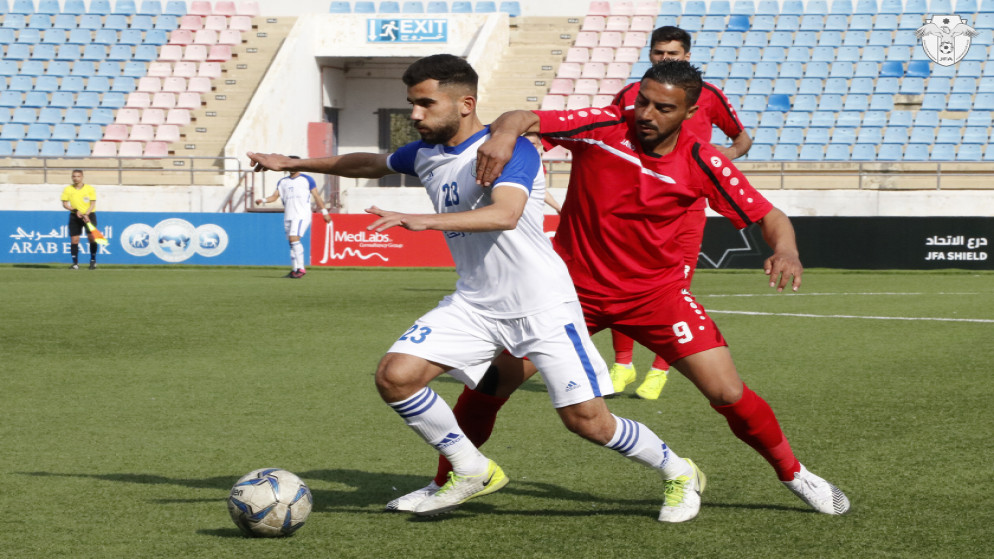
left=276, top=173, right=317, bottom=222
left=387, top=126, right=577, bottom=319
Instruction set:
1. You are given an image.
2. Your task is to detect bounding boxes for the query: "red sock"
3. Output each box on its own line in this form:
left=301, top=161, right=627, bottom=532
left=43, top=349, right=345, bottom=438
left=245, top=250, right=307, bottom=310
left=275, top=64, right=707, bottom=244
left=711, top=384, right=801, bottom=482
left=651, top=355, right=669, bottom=371
left=434, top=385, right=509, bottom=486
left=611, top=330, right=635, bottom=364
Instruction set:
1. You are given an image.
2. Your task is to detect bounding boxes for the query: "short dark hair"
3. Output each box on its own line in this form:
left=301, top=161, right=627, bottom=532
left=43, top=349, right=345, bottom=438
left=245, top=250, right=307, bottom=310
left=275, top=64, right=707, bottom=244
left=402, top=54, right=478, bottom=95
left=642, top=60, right=703, bottom=106
left=72, top=169, right=83, bottom=174
left=650, top=26, right=692, bottom=53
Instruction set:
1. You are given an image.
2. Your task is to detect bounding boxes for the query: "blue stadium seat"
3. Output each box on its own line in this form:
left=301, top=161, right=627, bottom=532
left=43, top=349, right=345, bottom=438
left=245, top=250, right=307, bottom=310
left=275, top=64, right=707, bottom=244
left=474, top=1, right=496, bottom=12
left=750, top=61, right=777, bottom=79
left=720, top=32, right=744, bottom=47
left=108, top=45, right=133, bottom=61
left=810, top=111, right=835, bottom=128
left=93, top=28, right=117, bottom=45
left=17, top=27, right=42, bottom=43
left=798, top=78, right=822, bottom=95
left=63, top=107, right=88, bottom=124
left=794, top=31, right=818, bottom=47
left=702, top=15, right=726, bottom=31
left=957, top=144, right=983, bottom=160
left=28, top=14, right=52, bottom=29
left=831, top=0, right=853, bottom=13
left=129, top=15, right=154, bottom=31
left=73, top=91, right=99, bottom=108
left=105, top=14, right=129, bottom=30
left=34, top=76, right=60, bottom=92
left=805, top=126, right=832, bottom=145
left=830, top=62, right=855, bottom=79
left=67, top=29, right=91, bottom=45
left=958, top=61, right=982, bottom=77
left=905, top=0, right=927, bottom=12
left=5, top=43, right=31, bottom=59
left=46, top=91, right=72, bottom=108
left=824, top=144, right=850, bottom=160
left=799, top=15, right=823, bottom=30
left=163, top=0, right=186, bottom=16
left=906, top=60, right=930, bottom=78
left=772, top=144, right=799, bottom=161
left=812, top=46, right=835, bottom=62
left=15, top=140, right=40, bottom=156
left=97, top=61, right=122, bottom=77
left=856, top=126, right=882, bottom=144
left=768, top=30, right=792, bottom=47
left=727, top=14, right=749, bottom=32
left=773, top=78, right=798, bottom=95
left=402, top=1, right=424, bottom=11
left=100, top=91, right=126, bottom=108
left=85, top=75, right=110, bottom=92
left=8, top=75, right=33, bottom=92
left=915, top=110, right=939, bottom=127
left=850, top=15, right=873, bottom=31
left=723, top=78, right=748, bottom=95
left=139, top=0, right=163, bottom=15
left=824, top=15, right=848, bottom=30
left=329, top=0, right=352, bottom=10
left=882, top=126, right=909, bottom=144
left=798, top=144, right=824, bottom=160
left=36, top=0, right=60, bottom=14
left=780, top=127, right=804, bottom=145
left=785, top=46, right=809, bottom=62
left=67, top=140, right=91, bottom=156
left=1, top=123, right=26, bottom=140
left=3, top=13, right=27, bottom=27
left=82, top=44, right=107, bottom=61
left=710, top=0, right=731, bottom=14
left=39, top=140, right=64, bottom=156
left=426, top=1, right=448, bottom=11
left=952, top=76, right=978, bottom=94
left=765, top=93, right=790, bottom=111
left=869, top=95, right=894, bottom=111
left=144, top=29, right=167, bottom=45
left=678, top=15, right=702, bottom=32
left=754, top=0, right=779, bottom=14
left=70, top=61, right=96, bottom=77
left=89, top=108, right=114, bottom=124
left=108, top=76, right=137, bottom=93
left=118, top=29, right=143, bottom=45
left=79, top=14, right=103, bottom=29
left=11, top=107, right=37, bottom=123
left=851, top=144, right=876, bottom=160
left=115, top=0, right=138, bottom=14
left=25, top=123, right=52, bottom=141
left=974, top=93, right=994, bottom=110
left=706, top=62, right=729, bottom=80
left=154, top=14, right=179, bottom=29
left=728, top=62, right=753, bottom=79
left=759, top=111, right=784, bottom=128
left=844, top=93, right=869, bottom=111
left=931, top=144, right=956, bottom=161
left=752, top=15, right=775, bottom=31
left=957, top=0, right=979, bottom=12
left=78, top=123, right=104, bottom=141
left=11, top=0, right=34, bottom=14
left=854, top=0, right=878, bottom=13
left=37, top=107, right=63, bottom=124
left=775, top=15, right=800, bottom=31
left=133, top=44, right=157, bottom=61
left=909, top=126, right=934, bottom=144
left=51, top=123, right=75, bottom=141
left=967, top=110, right=992, bottom=127
left=879, top=0, right=902, bottom=13
left=782, top=0, right=805, bottom=14
left=684, top=0, right=707, bottom=15
left=660, top=0, right=683, bottom=14
left=821, top=77, right=846, bottom=94
left=749, top=78, right=774, bottom=95
left=936, top=126, right=962, bottom=144
left=746, top=144, right=772, bottom=160
left=498, top=1, right=520, bottom=15
left=921, top=93, right=946, bottom=110
left=89, top=0, right=112, bottom=14
left=843, top=31, right=867, bottom=47
left=807, top=0, right=829, bottom=12
left=819, top=94, right=844, bottom=111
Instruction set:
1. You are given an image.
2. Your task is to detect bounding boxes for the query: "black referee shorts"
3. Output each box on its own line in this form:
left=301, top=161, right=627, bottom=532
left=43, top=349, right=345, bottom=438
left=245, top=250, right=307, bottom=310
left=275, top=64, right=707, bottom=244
left=68, top=211, right=98, bottom=237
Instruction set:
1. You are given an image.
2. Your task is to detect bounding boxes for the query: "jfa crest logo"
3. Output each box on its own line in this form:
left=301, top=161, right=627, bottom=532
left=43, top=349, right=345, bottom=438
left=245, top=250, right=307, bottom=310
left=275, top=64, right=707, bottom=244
left=916, top=15, right=978, bottom=66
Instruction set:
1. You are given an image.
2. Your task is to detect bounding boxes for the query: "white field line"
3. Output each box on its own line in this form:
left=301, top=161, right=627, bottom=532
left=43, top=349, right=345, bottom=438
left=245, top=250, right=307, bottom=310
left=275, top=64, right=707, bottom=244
left=701, top=292, right=994, bottom=323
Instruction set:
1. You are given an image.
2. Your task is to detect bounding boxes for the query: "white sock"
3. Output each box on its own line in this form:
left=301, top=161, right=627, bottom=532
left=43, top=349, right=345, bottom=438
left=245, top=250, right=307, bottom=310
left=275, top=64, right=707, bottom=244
left=387, top=387, right=488, bottom=476
left=290, top=240, right=304, bottom=270
left=604, top=414, right=690, bottom=479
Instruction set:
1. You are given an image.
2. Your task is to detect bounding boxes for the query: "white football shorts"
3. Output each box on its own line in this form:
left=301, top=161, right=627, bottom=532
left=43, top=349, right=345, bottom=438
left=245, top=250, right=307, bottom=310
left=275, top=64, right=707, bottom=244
left=284, top=218, right=310, bottom=238
left=386, top=295, right=614, bottom=408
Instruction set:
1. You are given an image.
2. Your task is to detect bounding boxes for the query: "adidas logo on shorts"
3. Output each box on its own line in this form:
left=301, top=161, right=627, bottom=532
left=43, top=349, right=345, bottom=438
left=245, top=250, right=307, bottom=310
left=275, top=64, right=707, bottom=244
left=565, top=381, right=580, bottom=392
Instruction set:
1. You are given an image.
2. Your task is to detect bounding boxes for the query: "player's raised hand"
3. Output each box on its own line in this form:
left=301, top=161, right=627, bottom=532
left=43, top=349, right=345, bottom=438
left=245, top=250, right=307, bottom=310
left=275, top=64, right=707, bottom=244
left=764, top=252, right=803, bottom=292
left=365, top=206, right=429, bottom=232
left=247, top=152, right=292, bottom=173
left=475, top=132, right=517, bottom=186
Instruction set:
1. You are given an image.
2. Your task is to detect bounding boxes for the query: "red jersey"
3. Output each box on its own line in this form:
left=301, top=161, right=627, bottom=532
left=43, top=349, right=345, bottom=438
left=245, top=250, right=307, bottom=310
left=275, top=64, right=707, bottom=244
left=611, top=80, right=745, bottom=143
left=534, top=105, right=772, bottom=306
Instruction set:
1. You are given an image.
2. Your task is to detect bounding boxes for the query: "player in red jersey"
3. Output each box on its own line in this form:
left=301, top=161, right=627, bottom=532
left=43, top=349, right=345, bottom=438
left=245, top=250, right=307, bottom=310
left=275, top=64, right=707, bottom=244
left=607, top=26, right=754, bottom=400
left=388, top=60, right=850, bottom=519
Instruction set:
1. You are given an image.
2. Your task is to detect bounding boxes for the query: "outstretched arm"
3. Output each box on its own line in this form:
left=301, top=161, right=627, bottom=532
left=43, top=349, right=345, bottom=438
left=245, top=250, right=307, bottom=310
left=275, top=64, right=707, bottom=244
left=310, top=188, right=332, bottom=223
left=476, top=110, right=541, bottom=187
left=366, top=186, right=529, bottom=233
left=757, top=207, right=803, bottom=292
left=248, top=152, right=394, bottom=179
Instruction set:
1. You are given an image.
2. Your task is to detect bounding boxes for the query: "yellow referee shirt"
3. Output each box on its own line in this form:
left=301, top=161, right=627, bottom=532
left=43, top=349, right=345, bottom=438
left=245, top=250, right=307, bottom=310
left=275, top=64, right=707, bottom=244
left=61, top=184, right=97, bottom=213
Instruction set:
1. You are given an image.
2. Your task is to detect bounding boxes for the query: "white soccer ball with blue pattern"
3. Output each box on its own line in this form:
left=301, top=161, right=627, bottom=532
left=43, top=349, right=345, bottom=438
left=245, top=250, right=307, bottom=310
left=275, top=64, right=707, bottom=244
left=227, top=468, right=313, bottom=537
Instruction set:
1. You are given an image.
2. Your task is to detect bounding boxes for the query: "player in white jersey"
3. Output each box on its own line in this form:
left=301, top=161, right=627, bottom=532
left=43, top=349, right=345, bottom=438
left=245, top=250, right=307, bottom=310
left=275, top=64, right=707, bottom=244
left=255, top=156, right=332, bottom=278
left=248, top=54, right=705, bottom=522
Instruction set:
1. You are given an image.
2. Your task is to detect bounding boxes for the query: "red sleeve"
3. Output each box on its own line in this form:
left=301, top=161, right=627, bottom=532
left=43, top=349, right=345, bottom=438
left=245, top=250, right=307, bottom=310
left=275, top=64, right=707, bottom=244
left=533, top=106, right=626, bottom=150
left=691, top=142, right=771, bottom=229
left=701, top=83, right=745, bottom=140
left=611, top=82, right=639, bottom=110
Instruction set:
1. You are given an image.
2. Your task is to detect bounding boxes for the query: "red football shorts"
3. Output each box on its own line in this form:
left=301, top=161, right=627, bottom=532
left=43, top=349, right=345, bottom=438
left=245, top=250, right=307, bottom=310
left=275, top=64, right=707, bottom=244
left=579, top=283, right=727, bottom=365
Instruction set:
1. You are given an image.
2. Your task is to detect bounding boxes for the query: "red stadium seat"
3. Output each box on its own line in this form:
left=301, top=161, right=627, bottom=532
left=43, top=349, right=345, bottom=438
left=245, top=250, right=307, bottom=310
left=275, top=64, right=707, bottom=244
left=581, top=62, right=606, bottom=79
left=598, top=31, right=623, bottom=48
left=115, top=108, right=141, bottom=124
left=118, top=141, right=144, bottom=157
left=143, top=141, right=169, bottom=158
left=194, top=29, right=219, bottom=45
left=165, top=108, right=191, bottom=126
left=125, top=91, right=151, bottom=108
left=189, top=1, right=213, bottom=16
left=217, top=29, right=241, bottom=45
left=630, top=15, right=653, bottom=32
left=187, top=77, right=212, bottom=93
left=184, top=44, right=208, bottom=62
left=92, top=141, right=117, bottom=156
left=540, top=95, right=566, bottom=110
left=179, top=15, right=204, bottom=30
left=556, top=62, right=582, bottom=79
left=566, top=94, right=591, bottom=110
left=103, top=124, right=129, bottom=141
left=581, top=16, right=605, bottom=31
left=162, top=77, right=187, bottom=93
left=176, top=91, right=201, bottom=109
left=214, top=1, right=237, bottom=16
left=151, top=92, right=177, bottom=109
left=228, top=15, right=252, bottom=31
left=206, top=45, right=232, bottom=62
left=611, top=1, right=634, bottom=15
left=204, top=15, right=227, bottom=31
left=565, top=47, right=590, bottom=64
left=154, top=124, right=180, bottom=142
left=148, top=62, right=173, bottom=77
left=598, top=78, right=625, bottom=95
left=605, top=16, right=630, bottom=31
left=622, top=31, right=647, bottom=48
left=614, top=47, right=640, bottom=63
left=172, top=61, right=198, bottom=78
left=574, top=31, right=599, bottom=48
left=548, top=78, right=574, bottom=95
left=236, top=1, right=260, bottom=17
left=574, top=78, right=599, bottom=95
left=129, top=124, right=155, bottom=142
left=169, top=29, right=194, bottom=45
left=592, top=94, right=615, bottom=107
left=588, top=1, right=610, bottom=16
left=140, top=108, right=166, bottom=125
left=137, top=77, right=162, bottom=93
left=158, top=45, right=184, bottom=62
left=605, top=62, right=631, bottom=79
left=590, top=47, right=615, bottom=63
left=197, top=62, right=222, bottom=78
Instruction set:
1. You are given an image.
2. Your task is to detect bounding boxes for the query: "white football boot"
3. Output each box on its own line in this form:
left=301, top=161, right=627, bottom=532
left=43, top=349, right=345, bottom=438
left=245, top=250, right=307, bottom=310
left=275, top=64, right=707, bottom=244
left=783, top=464, right=851, bottom=515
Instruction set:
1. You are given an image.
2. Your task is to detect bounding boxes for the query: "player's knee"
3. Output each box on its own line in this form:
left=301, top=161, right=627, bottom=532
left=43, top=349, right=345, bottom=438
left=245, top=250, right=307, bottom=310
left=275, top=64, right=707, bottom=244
left=374, top=354, right=424, bottom=401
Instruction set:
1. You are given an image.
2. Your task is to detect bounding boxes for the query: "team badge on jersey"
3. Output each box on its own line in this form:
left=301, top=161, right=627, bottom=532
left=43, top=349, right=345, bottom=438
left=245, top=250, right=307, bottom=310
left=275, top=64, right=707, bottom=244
left=916, top=15, right=978, bottom=67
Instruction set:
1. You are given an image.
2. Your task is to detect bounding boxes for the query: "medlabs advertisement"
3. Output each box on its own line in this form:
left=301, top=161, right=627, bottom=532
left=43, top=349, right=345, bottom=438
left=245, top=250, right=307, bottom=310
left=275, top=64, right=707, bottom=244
left=2, top=211, right=290, bottom=266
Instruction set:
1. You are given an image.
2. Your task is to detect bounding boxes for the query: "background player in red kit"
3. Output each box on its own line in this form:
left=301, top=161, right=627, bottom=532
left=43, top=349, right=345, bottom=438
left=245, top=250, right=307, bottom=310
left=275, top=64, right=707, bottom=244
left=388, top=60, right=850, bottom=519
left=608, top=26, right=754, bottom=400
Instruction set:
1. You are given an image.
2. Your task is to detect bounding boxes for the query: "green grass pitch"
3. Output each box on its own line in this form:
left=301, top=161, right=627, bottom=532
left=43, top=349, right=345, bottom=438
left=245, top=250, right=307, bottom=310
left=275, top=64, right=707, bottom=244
left=2, top=265, right=992, bottom=558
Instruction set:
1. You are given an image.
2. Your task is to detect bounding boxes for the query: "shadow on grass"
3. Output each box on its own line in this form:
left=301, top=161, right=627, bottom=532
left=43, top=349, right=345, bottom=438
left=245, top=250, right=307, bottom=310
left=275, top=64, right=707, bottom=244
left=18, top=468, right=806, bottom=521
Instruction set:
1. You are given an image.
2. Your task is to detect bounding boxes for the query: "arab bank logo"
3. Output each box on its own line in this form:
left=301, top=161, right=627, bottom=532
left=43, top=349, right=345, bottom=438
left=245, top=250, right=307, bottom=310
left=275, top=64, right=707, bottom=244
left=916, top=15, right=978, bottom=66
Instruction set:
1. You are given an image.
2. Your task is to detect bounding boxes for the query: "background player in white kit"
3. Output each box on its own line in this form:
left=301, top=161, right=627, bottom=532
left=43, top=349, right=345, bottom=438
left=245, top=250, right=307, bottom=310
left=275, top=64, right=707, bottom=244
left=255, top=155, right=332, bottom=278
left=248, top=54, right=707, bottom=522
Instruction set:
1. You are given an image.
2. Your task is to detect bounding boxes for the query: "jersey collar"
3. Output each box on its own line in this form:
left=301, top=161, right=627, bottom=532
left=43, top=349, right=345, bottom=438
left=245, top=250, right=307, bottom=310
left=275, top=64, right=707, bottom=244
left=442, top=126, right=490, bottom=155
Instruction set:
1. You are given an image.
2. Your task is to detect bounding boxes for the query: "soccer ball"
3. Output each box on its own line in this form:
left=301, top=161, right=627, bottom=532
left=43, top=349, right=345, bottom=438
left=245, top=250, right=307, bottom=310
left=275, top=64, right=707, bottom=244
left=227, top=468, right=313, bottom=537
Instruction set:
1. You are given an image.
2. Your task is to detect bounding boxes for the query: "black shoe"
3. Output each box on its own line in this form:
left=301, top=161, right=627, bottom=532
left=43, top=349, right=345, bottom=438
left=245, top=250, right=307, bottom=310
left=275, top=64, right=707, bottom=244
left=89, top=262, right=97, bottom=270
